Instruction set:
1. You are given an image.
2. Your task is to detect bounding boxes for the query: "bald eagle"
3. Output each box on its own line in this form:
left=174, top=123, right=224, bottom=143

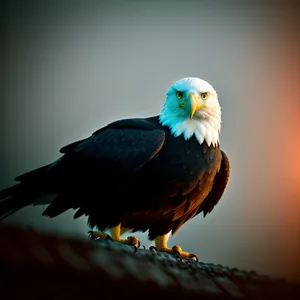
left=0, top=77, right=230, bottom=260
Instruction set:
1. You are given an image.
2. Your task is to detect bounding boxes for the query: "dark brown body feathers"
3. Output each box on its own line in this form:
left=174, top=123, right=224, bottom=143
left=0, top=116, right=230, bottom=240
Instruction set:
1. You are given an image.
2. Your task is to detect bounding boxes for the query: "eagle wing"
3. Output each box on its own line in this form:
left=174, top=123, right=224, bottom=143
left=0, top=118, right=167, bottom=223
left=59, top=118, right=165, bottom=171
left=41, top=118, right=166, bottom=222
left=197, top=150, right=230, bottom=217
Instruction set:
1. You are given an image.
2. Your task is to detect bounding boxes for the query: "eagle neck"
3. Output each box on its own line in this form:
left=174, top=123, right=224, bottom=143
left=159, top=114, right=220, bottom=147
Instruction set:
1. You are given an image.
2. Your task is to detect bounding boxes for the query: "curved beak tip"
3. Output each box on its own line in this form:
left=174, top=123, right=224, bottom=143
left=189, top=92, right=204, bottom=119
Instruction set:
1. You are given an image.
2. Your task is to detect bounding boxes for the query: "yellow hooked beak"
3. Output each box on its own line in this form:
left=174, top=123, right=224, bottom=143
left=189, top=92, right=205, bottom=119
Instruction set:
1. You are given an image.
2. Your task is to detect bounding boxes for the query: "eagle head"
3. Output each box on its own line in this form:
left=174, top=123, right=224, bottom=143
left=159, top=77, right=221, bottom=147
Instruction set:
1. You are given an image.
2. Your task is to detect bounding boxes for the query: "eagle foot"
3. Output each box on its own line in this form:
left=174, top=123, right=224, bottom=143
left=158, top=245, right=198, bottom=262
left=120, top=236, right=141, bottom=253
left=88, top=231, right=140, bottom=252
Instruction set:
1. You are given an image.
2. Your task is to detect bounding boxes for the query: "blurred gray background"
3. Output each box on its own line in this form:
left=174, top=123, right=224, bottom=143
left=0, top=0, right=299, bottom=280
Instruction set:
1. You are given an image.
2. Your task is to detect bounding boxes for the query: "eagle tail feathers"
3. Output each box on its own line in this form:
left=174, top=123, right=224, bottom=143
left=0, top=165, right=52, bottom=220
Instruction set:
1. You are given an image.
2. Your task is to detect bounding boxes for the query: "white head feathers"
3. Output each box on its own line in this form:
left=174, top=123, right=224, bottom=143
left=159, top=77, right=221, bottom=147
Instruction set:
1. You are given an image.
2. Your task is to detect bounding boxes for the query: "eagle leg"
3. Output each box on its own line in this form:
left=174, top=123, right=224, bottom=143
left=154, top=234, right=198, bottom=262
left=110, top=224, right=140, bottom=251
left=88, top=224, right=140, bottom=251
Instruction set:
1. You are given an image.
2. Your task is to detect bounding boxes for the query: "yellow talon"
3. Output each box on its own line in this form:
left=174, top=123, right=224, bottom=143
left=171, top=245, right=182, bottom=253
left=88, top=224, right=140, bottom=250
left=154, top=234, right=198, bottom=261
left=123, top=236, right=140, bottom=248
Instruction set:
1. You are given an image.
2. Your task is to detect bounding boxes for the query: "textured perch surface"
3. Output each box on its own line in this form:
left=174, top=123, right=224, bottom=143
left=0, top=225, right=299, bottom=300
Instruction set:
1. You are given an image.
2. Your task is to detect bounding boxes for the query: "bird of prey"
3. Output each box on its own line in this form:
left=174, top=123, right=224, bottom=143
left=0, top=77, right=230, bottom=261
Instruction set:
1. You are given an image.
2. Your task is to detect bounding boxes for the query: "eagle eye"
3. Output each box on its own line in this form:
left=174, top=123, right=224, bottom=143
left=176, top=91, right=183, bottom=99
left=200, top=92, right=208, bottom=100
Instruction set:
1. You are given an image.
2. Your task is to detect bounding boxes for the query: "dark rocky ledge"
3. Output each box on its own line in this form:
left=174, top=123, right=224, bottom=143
left=0, top=225, right=299, bottom=299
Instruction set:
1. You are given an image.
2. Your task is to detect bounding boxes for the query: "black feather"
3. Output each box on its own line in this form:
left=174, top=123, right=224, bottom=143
left=0, top=116, right=230, bottom=242
left=42, top=195, right=72, bottom=218
left=0, top=165, right=50, bottom=220
left=197, top=150, right=230, bottom=217
left=73, top=208, right=85, bottom=219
